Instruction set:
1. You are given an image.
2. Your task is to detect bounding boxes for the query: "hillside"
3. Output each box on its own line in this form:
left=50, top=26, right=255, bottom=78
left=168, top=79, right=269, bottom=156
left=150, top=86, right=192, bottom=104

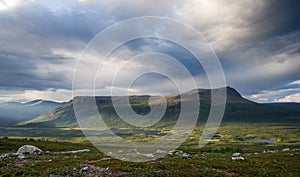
left=0, top=100, right=66, bottom=125
left=17, top=87, right=300, bottom=128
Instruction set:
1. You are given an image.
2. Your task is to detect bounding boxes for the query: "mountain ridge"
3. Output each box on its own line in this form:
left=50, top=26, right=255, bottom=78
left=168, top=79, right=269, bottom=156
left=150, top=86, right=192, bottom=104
left=17, top=87, right=300, bottom=128
left=0, top=99, right=66, bottom=125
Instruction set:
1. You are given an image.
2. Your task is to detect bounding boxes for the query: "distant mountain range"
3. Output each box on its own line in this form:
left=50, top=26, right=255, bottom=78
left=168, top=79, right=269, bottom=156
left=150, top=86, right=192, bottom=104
left=16, top=87, right=300, bottom=128
left=266, top=102, right=300, bottom=109
left=0, top=99, right=66, bottom=125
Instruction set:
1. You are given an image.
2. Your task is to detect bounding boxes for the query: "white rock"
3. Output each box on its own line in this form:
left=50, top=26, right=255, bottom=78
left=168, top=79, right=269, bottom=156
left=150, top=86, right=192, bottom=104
left=182, top=153, right=192, bottom=158
left=127, top=149, right=140, bottom=155
left=232, top=152, right=241, bottom=157
left=282, top=148, right=290, bottom=152
left=231, top=156, right=245, bottom=161
left=107, top=152, right=114, bottom=156
left=0, top=153, right=10, bottom=159
left=17, top=145, right=43, bottom=155
left=18, top=154, right=25, bottom=159
left=61, top=149, right=90, bottom=154
left=10, top=153, right=21, bottom=157
left=143, top=153, right=155, bottom=158
left=168, top=150, right=183, bottom=155
left=80, top=167, right=89, bottom=172
left=155, top=149, right=167, bottom=154
left=263, top=150, right=274, bottom=153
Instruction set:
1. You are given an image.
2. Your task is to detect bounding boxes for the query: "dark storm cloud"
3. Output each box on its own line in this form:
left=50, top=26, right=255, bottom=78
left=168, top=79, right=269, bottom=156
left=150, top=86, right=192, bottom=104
left=213, top=0, right=300, bottom=98
left=0, top=1, right=112, bottom=92
left=250, top=0, right=300, bottom=41
left=0, top=2, right=112, bottom=52
left=0, top=0, right=299, bottom=102
left=112, top=38, right=207, bottom=77
left=0, top=50, right=72, bottom=90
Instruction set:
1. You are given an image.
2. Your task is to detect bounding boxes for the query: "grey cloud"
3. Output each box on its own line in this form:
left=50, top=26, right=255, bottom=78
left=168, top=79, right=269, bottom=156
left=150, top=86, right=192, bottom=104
left=0, top=50, right=73, bottom=90
left=0, top=0, right=299, bottom=102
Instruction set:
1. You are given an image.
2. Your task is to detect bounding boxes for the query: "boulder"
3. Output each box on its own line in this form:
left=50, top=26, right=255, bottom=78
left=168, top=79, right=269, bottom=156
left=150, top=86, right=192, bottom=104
left=17, top=145, right=43, bottom=155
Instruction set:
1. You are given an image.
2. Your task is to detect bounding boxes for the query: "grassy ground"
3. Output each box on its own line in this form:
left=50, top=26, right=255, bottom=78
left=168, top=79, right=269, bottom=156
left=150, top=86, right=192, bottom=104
left=0, top=123, right=300, bottom=176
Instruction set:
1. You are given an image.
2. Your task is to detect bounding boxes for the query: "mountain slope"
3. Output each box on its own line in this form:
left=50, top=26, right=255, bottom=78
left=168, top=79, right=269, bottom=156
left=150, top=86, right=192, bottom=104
left=0, top=100, right=66, bottom=125
left=18, top=87, right=300, bottom=128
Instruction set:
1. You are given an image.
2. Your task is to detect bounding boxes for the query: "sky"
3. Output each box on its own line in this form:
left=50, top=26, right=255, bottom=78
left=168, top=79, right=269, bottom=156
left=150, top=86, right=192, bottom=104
left=0, top=0, right=299, bottom=103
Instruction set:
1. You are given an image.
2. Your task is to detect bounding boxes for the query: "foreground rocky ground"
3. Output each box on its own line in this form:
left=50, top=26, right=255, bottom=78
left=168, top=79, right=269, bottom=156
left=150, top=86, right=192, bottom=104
left=1, top=138, right=300, bottom=176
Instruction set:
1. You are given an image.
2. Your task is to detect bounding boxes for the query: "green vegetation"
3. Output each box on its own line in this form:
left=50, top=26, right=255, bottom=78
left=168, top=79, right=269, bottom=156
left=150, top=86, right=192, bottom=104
left=0, top=123, right=299, bottom=176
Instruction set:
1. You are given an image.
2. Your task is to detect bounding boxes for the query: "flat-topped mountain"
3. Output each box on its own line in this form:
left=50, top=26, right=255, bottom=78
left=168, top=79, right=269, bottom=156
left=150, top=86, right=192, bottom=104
left=17, top=87, right=300, bottom=128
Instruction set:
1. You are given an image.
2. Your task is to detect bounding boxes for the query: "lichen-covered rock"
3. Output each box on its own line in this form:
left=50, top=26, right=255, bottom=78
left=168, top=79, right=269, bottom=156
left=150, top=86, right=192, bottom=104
left=17, top=145, right=43, bottom=155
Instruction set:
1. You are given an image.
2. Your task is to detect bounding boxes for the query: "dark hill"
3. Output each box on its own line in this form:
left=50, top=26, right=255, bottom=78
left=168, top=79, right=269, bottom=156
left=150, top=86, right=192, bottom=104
left=17, top=87, right=300, bottom=128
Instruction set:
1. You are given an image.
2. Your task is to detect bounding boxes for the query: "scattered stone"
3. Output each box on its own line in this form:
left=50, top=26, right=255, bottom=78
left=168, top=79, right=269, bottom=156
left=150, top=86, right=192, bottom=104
left=0, top=153, right=10, bottom=159
left=168, top=150, right=182, bottom=155
left=80, top=166, right=89, bottom=172
left=127, top=149, right=140, bottom=155
left=155, top=149, right=167, bottom=154
left=196, top=153, right=206, bottom=157
left=231, top=156, right=245, bottom=161
left=143, top=153, right=155, bottom=158
left=182, top=153, right=192, bottom=158
left=0, top=152, right=26, bottom=159
left=117, top=150, right=123, bottom=153
left=10, top=153, right=21, bottom=157
left=17, top=145, right=43, bottom=155
left=231, top=152, right=244, bottom=161
left=282, top=148, right=290, bottom=152
left=168, top=150, right=191, bottom=158
left=232, top=152, right=241, bottom=157
left=263, top=150, right=275, bottom=153
left=17, top=154, right=25, bottom=159
left=107, top=152, right=114, bottom=156
left=80, top=165, right=111, bottom=176
left=60, top=149, right=90, bottom=154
